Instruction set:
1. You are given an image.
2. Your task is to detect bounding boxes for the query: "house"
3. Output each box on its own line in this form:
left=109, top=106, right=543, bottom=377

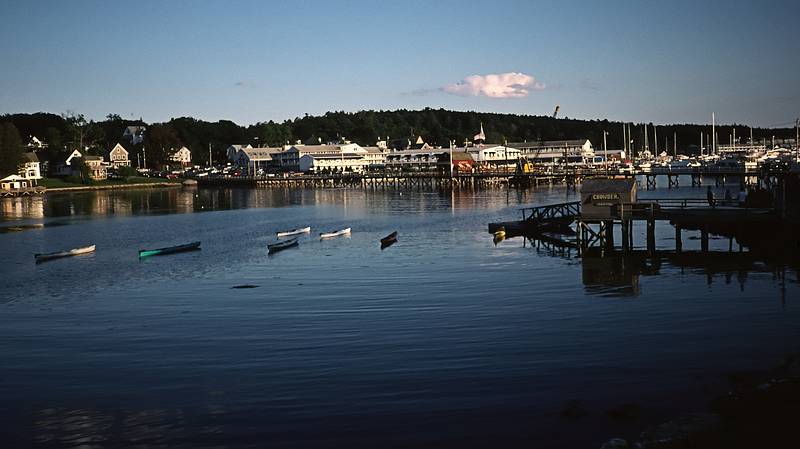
left=170, top=146, right=192, bottom=166
left=236, top=147, right=283, bottom=174
left=19, top=152, right=42, bottom=185
left=107, top=143, right=131, bottom=168
left=54, top=149, right=84, bottom=176
left=72, top=156, right=107, bottom=180
left=27, top=135, right=47, bottom=149
left=227, top=144, right=252, bottom=162
left=1, top=174, right=31, bottom=191
left=122, top=126, right=146, bottom=145
left=508, top=139, right=594, bottom=165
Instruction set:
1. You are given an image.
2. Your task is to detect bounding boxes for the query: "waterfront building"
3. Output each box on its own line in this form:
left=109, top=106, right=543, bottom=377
left=19, top=152, right=42, bottom=185
left=54, top=149, right=84, bottom=176
left=0, top=174, right=31, bottom=191
left=278, top=143, right=385, bottom=173
left=236, top=147, right=283, bottom=174
left=227, top=144, right=253, bottom=162
left=437, top=151, right=475, bottom=174
left=106, top=143, right=131, bottom=168
left=508, top=139, right=595, bottom=165
left=293, top=144, right=386, bottom=173
left=170, top=146, right=192, bottom=166
left=467, top=145, right=521, bottom=170
left=384, top=148, right=442, bottom=172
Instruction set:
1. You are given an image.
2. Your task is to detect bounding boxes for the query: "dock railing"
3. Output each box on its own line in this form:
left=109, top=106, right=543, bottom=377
left=519, top=201, right=581, bottom=222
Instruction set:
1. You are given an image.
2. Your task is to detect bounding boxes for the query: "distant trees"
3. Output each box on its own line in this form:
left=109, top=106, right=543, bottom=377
left=2, top=109, right=799, bottom=168
left=0, top=122, right=24, bottom=176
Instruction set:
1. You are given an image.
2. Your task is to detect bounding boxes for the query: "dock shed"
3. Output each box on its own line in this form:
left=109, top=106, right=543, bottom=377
left=580, top=178, right=637, bottom=219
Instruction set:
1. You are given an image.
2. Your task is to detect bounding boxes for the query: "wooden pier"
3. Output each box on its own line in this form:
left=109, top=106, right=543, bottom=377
left=0, top=187, right=46, bottom=198
left=508, top=199, right=782, bottom=256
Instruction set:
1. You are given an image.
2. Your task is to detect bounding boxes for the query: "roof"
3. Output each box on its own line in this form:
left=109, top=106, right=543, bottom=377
left=581, top=178, right=636, bottom=193
left=21, top=152, right=39, bottom=163
left=508, top=139, right=590, bottom=149
left=361, top=146, right=385, bottom=154
left=241, top=147, right=282, bottom=160
left=124, top=126, right=145, bottom=135
left=80, top=155, right=104, bottom=161
left=438, top=151, right=474, bottom=162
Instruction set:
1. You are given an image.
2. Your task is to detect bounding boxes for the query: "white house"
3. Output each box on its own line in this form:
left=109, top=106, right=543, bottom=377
left=227, top=144, right=252, bottom=162
left=20, top=152, right=42, bottom=184
left=27, top=135, right=46, bottom=149
left=170, top=146, right=192, bottom=166
left=384, top=148, right=442, bottom=171
left=1, top=174, right=31, bottom=191
left=508, top=139, right=594, bottom=164
left=123, top=126, right=146, bottom=145
left=107, top=143, right=131, bottom=168
left=54, top=149, right=84, bottom=176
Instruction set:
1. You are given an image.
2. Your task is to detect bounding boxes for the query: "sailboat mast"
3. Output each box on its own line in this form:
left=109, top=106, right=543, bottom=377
left=712, top=112, right=716, bottom=155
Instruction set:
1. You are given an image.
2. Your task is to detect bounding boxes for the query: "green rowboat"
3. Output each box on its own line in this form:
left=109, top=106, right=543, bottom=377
left=139, top=241, right=201, bottom=258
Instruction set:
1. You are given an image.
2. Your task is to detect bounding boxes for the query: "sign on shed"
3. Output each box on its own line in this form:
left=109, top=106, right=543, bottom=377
left=580, top=178, right=637, bottom=219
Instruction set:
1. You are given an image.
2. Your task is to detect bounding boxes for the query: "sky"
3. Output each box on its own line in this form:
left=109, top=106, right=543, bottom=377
left=1, top=0, right=798, bottom=127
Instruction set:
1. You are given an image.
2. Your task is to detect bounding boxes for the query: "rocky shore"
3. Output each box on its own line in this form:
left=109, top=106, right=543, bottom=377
left=600, top=353, right=800, bottom=448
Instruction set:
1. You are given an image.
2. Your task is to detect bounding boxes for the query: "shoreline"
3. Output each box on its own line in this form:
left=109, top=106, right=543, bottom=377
left=44, top=182, right=184, bottom=193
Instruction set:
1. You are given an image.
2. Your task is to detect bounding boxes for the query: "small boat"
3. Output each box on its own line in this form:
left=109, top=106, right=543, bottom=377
left=380, top=231, right=398, bottom=244
left=35, top=244, right=95, bottom=263
left=139, top=241, right=201, bottom=258
left=276, top=226, right=311, bottom=237
left=268, top=237, right=299, bottom=253
left=380, top=231, right=398, bottom=250
left=320, top=227, right=351, bottom=239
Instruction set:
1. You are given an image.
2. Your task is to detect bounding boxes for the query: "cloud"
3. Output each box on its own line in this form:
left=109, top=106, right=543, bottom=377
left=442, top=72, right=545, bottom=98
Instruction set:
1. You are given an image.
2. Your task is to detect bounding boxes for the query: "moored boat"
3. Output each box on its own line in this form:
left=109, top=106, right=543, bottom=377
left=380, top=231, right=398, bottom=244
left=320, top=227, right=351, bottom=239
left=276, top=226, right=311, bottom=237
left=138, top=241, right=201, bottom=258
left=268, top=237, right=299, bottom=253
left=35, top=244, right=95, bottom=263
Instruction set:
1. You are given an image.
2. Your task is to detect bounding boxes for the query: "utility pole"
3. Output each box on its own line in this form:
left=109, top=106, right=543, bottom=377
left=700, top=131, right=703, bottom=155
left=622, top=123, right=626, bottom=157
left=208, top=143, right=212, bottom=167
left=143, top=146, right=147, bottom=169
left=674, top=131, right=677, bottom=157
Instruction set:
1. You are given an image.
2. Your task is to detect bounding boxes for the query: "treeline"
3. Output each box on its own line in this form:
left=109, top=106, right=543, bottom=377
left=2, top=109, right=796, bottom=171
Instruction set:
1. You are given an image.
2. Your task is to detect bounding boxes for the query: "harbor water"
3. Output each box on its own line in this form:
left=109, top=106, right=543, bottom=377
left=1, top=184, right=798, bottom=448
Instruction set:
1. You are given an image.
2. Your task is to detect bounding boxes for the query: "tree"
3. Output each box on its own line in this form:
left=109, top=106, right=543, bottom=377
left=144, top=123, right=182, bottom=168
left=0, top=122, right=24, bottom=176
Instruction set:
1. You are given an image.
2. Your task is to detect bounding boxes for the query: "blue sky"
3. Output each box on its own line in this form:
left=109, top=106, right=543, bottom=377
left=1, top=0, right=798, bottom=127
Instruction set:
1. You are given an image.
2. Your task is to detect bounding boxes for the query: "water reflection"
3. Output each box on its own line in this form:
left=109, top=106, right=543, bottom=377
left=521, top=235, right=798, bottom=299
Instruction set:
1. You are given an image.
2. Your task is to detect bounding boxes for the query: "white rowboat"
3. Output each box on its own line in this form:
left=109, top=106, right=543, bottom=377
left=320, top=227, right=351, bottom=239
left=35, top=244, right=96, bottom=263
left=276, top=226, right=311, bottom=237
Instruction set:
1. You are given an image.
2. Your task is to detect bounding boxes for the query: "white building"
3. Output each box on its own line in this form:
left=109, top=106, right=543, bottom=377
left=1, top=174, right=31, bottom=191
left=284, top=143, right=385, bottom=173
left=467, top=145, right=521, bottom=169
left=170, top=146, right=192, bottom=166
left=508, top=139, right=594, bottom=164
left=107, top=143, right=131, bottom=168
left=20, top=152, right=42, bottom=185
left=55, top=149, right=84, bottom=176
left=384, top=148, right=443, bottom=171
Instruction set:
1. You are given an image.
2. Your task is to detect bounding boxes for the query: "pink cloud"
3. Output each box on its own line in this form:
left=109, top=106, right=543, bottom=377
left=443, top=72, right=545, bottom=98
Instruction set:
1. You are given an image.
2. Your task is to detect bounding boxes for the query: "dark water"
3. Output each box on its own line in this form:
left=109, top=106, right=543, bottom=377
left=1, top=184, right=798, bottom=448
